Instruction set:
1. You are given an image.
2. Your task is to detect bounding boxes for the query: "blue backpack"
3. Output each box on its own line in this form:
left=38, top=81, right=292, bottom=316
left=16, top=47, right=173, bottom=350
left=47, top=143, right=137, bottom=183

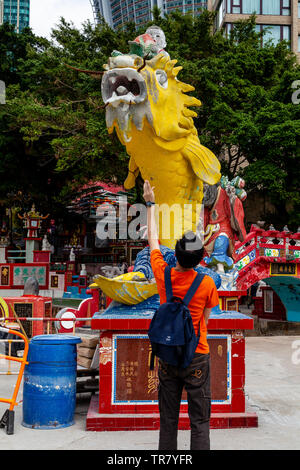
left=148, top=265, right=205, bottom=370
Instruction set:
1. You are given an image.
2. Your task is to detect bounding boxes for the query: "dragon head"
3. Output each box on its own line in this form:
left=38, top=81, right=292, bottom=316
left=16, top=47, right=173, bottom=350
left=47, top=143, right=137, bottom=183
left=101, top=51, right=201, bottom=145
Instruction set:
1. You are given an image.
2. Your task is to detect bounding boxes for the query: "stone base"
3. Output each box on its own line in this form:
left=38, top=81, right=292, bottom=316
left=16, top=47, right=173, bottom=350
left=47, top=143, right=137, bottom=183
left=86, top=394, right=258, bottom=431
left=258, top=318, right=300, bottom=336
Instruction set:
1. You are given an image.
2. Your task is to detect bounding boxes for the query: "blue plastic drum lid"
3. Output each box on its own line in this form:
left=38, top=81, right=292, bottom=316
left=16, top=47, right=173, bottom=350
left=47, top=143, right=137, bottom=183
left=22, top=334, right=82, bottom=430
left=29, top=334, right=82, bottom=345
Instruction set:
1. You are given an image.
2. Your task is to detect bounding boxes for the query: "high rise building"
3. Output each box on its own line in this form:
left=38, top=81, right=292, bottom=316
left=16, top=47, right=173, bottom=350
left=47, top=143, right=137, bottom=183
left=0, top=0, right=30, bottom=33
left=162, top=0, right=208, bottom=18
left=92, top=0, right=210, bottom=30
left=0, top=1, right=4, bottom=25
left=212, top=0, right=300, bottom=59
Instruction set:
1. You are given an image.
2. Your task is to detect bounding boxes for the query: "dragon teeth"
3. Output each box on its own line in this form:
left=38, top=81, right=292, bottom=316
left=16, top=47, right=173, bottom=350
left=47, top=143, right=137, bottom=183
left=116, top=86, right=128, bottom=95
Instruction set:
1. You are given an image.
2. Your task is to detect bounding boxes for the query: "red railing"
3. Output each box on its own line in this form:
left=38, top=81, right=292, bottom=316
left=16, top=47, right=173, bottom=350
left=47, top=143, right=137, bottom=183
left=235, top=230, right=300, bottom=265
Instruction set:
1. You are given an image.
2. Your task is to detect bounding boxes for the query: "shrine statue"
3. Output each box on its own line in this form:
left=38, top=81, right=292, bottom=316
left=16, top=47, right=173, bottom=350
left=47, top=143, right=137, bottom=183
left=74, top=27, right=223, bottom=304
left=102, top=40, right=221, bottom=248
left=69, top=248, right=76, bottom=262
left=69, top=27, right=221, bottom=249
left=42, top=234, right=51, bottom=251
left=202, top=176, right=247, bottom=273
left=23, top=276, right=39, bottom=296
left=0, top=222, right=9, bottom=246
left=127, top=25, right=169, bottom=59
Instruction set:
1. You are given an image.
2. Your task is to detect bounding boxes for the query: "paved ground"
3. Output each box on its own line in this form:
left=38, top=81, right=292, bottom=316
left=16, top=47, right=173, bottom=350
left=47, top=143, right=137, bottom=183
left=0, top=336, right=300, bottom=450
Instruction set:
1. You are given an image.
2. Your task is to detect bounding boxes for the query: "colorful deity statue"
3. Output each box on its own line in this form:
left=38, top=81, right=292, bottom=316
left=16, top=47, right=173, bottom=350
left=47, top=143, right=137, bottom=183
left=128, top=25, right=169, bottom=59
left=111, top=25, right=168, bottom=63
left=201, top=177, right=247, bottom=273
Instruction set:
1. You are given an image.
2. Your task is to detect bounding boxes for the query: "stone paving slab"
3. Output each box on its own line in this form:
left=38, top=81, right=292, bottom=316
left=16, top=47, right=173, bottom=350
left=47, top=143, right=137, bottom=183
left=0, top=336, right=299, bottom=450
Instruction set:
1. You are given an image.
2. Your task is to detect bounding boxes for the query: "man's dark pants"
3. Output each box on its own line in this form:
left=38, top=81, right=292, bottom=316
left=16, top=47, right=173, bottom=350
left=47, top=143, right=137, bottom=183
left=158, top=352, right=211, bottom=450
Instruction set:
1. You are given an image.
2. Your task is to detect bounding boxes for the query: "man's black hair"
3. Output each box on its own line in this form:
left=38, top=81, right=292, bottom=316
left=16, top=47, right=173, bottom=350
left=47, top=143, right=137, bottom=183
left=175, top=232, right=204, bottom=269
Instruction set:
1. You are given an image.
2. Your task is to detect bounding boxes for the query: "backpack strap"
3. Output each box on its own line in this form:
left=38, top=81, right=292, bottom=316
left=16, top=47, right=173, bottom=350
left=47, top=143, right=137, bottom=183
left=182, top=273, right=205, bottom=306
left=164, top=265, right=173, bottom=302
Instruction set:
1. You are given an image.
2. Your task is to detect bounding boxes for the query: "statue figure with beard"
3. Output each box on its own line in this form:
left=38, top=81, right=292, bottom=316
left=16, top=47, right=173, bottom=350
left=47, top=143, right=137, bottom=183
left=202, top=179, right=247, bottom=273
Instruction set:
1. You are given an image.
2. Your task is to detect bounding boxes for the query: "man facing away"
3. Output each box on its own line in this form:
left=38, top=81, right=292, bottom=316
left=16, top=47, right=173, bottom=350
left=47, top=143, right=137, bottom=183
left=143, top=180, right=219, bottom=450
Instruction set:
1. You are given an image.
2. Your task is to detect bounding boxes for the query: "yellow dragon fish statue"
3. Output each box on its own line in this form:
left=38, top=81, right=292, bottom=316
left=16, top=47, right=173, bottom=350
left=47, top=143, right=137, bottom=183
left=101, top=49, right=221, bottom=248
left=85, top=29, right=221, bottom=304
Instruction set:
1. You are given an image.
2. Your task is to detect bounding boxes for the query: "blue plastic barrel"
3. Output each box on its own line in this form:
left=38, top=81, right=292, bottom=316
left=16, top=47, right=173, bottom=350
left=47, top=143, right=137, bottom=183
left=22, top=334, right=82, bottom=429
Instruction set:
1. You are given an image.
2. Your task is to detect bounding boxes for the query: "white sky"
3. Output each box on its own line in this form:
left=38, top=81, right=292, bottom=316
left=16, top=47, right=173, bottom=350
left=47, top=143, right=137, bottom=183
left=30, top=0, right=95, bottom=38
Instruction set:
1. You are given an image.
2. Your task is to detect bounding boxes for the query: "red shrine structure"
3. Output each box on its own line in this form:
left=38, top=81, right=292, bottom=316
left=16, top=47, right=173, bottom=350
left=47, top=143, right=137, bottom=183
left=86, top=224, right=300, bottom=432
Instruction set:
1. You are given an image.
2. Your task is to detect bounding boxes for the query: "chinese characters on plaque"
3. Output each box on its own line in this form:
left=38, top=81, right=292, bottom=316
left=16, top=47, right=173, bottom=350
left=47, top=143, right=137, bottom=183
left=113, top=335, right=230, bottom=404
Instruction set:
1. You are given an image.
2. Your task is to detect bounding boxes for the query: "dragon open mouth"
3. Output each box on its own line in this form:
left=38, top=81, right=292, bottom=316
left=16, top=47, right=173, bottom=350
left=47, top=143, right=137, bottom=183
left=101, top=68, right=147, bottom=107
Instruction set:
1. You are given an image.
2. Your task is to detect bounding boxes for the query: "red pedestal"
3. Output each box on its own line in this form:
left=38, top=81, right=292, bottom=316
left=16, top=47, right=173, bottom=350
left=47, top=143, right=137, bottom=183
left=253, top=287, right=286, bottom=321
left=4, top=295, right=53, bottom=337
left=218, top=291, right=247, bottom=312
left=87, top=311, right=258, bottom=431
left=33, top=250, right=51, bottom=263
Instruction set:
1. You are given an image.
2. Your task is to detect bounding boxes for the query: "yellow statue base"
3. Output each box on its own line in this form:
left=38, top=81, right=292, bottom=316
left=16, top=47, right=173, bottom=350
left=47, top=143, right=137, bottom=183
left=90, top=271, right=158, bottom=305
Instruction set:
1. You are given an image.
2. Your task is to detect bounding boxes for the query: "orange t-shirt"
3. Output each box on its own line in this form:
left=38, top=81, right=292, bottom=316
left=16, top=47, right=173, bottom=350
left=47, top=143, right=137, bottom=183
left=150, top=249, right=219, bottom=354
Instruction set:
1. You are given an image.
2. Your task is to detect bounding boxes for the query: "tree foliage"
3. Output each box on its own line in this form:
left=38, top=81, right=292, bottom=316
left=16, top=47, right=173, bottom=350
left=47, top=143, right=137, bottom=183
left=0, top=11, right=299, bottom=226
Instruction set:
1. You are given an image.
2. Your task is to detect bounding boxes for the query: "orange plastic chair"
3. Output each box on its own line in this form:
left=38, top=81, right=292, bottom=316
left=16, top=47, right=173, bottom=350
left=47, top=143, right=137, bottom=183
left=0, top=326, right=29, bottom=434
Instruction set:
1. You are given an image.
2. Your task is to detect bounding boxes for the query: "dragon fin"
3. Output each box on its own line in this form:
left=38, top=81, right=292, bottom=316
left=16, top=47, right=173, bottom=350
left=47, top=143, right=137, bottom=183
left=183, top=134, right=221, bottom=185
left=124, top=156, right=139, bottom=189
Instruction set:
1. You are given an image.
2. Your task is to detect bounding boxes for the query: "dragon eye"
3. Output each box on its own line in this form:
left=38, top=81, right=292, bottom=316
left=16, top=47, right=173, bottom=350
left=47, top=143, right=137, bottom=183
left=155, top=69, right=168, bottom=89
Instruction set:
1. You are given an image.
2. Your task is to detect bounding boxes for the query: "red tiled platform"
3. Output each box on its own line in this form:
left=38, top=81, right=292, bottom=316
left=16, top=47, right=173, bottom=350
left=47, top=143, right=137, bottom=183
left=86, top=394, right=258, bottom=431
left=89, top=309, right=258, bottom=431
